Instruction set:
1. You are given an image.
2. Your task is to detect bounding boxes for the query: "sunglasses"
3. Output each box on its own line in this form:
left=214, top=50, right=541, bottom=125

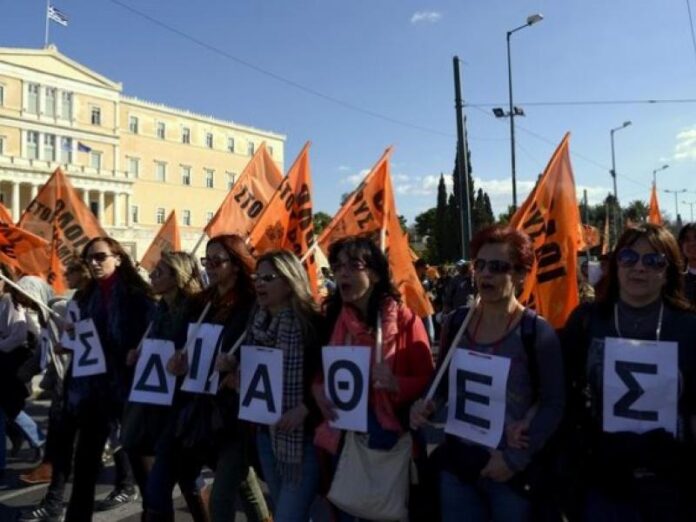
left=252, top=273, right=281, bottom=283
left=330, top=260, right=367, bottom=274
left=200, top=256, right=230, bottom=269
left=86, top=252, right=115, bottom=264
left=616, top=248, right=668, bottom=271
left=473, top=258, right=514, bottom=274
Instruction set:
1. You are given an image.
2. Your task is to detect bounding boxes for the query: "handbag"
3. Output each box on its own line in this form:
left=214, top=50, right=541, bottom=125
left=328, top=431, right=412, bottom=521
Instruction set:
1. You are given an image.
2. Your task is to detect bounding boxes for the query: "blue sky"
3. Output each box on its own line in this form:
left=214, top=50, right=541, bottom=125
left=3, top=0, right=696, bottom=223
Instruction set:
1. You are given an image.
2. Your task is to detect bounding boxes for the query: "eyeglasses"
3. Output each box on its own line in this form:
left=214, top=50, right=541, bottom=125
left=200, top=256, right=230, bottom=269
left=473, top=258, right=514, bottom=274
left=330, top=260, right=367, bottom=274
left=251, top=273, right=281, bottom=283
left=616, top=248, right=668, bottom=271
left=150, top=267, right=172, bottom=280
left=86, top=252, right=115, bottom=264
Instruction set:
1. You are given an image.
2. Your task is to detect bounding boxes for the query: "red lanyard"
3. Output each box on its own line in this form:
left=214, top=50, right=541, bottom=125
left=469, top=307, right=518, bottom=355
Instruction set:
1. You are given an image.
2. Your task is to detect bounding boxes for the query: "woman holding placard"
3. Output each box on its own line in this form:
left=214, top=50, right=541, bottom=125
left=62, top=237, right=155, bottom=521
left=242, top=250, right=323, bottom=522
left=410, top=226, right=564, bottom=522
left=313, top=236, right=434, bottom=522
left=562, top=223, right=696, bottom=521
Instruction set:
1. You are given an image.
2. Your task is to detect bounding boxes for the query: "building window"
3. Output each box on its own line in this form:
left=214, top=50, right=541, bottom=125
left=206, top=211, right=214, bottom=223
left=226, top=172, right=236, bottom=190
left=247, top=141, right=255, bottom=156
left=182, top=210, right=191, bottom=226
left=45, top=88, right=56, bottom=117
left=206, top=133, right=214, bottom=149
left=129, top=116, right=139, bottom=134
left=90, top=151, right=102, bottom=170
left=127, top=157, right=140, bottom=178
left=205, top=169, right=214, bottom=188
left=227, top=137, right=235, bottom=153
left=156, top=208, right=165, bottom=224
left=181, top=127, right=190, bottom=144
left=155, top=161, right=166, bottom=182
left=131, top=205, right=139, bottom=224
left=43, top=134, right=56, bottom=161
left=156, top=122, right=166, bottom=140
left=90, top=201, right=99, bottom=217
left=60, top=137, right=72, bottom=164
left=27, top=83, right=39, bottom=114
left=61, top=92, right=72, bottom=120
left=90, top=106, right=101, bottom=126
left=181, top=166, right=191, bottom=185
left=27, top=131, right=39, bottom=159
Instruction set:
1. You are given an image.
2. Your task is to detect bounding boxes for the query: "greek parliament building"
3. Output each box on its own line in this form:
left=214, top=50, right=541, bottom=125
left=0, top=45, right=285, bottom=257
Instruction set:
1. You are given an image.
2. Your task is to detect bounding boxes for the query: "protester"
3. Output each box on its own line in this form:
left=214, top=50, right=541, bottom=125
left=243, top=250, right=323, bottom=521
left=442, top=259, right=475, bottom=312
left=313, top=236, right=434, bottom=521
left=678, top=222, right=696, bottom=305
left=410, top=226, right=565, bottom=522
left=562, top=224, right=696, bottom=521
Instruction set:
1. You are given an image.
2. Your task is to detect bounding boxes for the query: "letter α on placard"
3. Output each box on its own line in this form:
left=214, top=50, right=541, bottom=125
left=238, top=345, right=284, bottom=425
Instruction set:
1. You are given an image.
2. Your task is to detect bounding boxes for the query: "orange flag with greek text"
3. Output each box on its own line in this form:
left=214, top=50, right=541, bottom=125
left=248, top=142, right=319, bottom=296
left=18, top=168, right=105, bottom=291
left=0, top=202, right=13, bottom=224
left=205, top=142, right=283, bottom=239
left=510, top=133, right=581, bottom=329
left=648, top=185, right=663, bottom=225
left=0, top=222, right=49, bottom=275
left=140, top=211, right=182, bottom=273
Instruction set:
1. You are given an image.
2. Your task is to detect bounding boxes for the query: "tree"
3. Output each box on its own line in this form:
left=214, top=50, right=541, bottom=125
left=434, top=174, right=449, bottom=263
left=312, top=211, right=332, bottom=235
left=414, top=207, right=436, bottom=238
left=398, top=215, right=408, bottom=233
left=623, top=200, right=648, bottom=224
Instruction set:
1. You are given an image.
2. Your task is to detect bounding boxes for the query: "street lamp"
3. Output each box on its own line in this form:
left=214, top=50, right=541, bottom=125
left=682, top=200, right=696, bottom=222
left=492, top=13, right=543, bottom=211
left=609, top=120, right=632, bottom=245
left=652, top=164, right=669, bottom=187
left=664, top=188, right=687, bottom=225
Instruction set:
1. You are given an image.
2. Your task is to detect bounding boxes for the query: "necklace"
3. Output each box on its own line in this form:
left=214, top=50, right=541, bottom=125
left=613, top=301, right=664, bottom=341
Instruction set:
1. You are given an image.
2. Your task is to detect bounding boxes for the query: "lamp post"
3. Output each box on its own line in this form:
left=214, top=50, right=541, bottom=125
left=664, top=188, right=687, bottom=226
left=652, top=164, right=669, bottom=188
left=609, top=121, right=632, bottom=245
left=492, top=13, right=543, bottom=211
left=682, top=200, right=696, bottom=222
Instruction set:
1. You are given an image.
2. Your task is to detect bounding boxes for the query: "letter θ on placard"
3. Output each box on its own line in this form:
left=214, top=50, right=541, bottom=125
left=322, top=346, right=371, bottom=433
left=238, top=345, right=284, bottom=425
left=445, top=349, right=511, bottom=449
left=129, top=339, right=176, bottom=406
left=603, top=337, right=679, bottom=436
left=180, top=323, right=223, bottom=395
left=71, top=319, right=107, bottom=377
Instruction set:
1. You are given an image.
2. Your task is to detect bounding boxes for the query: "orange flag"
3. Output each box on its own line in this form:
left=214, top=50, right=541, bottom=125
left=581, top=224, right=601, bottom=249
left=510, top=133, right=582, bottom=329
left=140, top=211, right=182, bottom=273
left=205, top=142, right=283, bottom=238
left=601, top=203, right=611, bottom=255
left=248, top=142, right=319, bottom=296
left=317, top=147, right=392, bottom=253
left=0, top=222, right=49, bottom=274
left=648, top=184, right=663, bottom=225
left=18, top=168, right=106, bottom=291
left=0, top=202, right=13, bottom=224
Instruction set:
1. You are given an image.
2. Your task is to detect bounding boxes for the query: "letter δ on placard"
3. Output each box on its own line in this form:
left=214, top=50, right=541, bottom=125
left=322, top=345, right=371, bottom=433
left=238, top=345, right=284, bottom=425
left=603, top=337, right=679, bottom=436
left=445, top=348, right=511, bottom=449
left=180, top=323, right=223, bottom=395
left=39, top=328, right=52, bottom=371
left=129, top=339, right=176, bottom=406
left=71, top=318, right=107, bottom=377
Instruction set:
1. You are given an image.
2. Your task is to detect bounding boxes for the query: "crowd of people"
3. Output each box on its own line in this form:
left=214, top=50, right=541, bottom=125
left=0, top=221, right=694, bottom=522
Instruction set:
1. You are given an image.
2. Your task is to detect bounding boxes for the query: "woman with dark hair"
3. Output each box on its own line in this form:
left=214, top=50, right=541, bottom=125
left=313, top=236, right=434, bottom=521
left=678, top=222, right=696, bottom=305
left=562, top=223, right=696, bottom=521
left=410, top=225, right=564, bottom=522
left=60, top=237, right=155, bottom=521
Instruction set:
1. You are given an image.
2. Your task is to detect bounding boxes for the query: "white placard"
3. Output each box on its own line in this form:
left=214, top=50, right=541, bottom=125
left=65, top=300, right=81, bottom=323
left=180, top=323, right=223, bottom=395
left=603, top=337, right=679, bottom=436
left=72, top=318, right=107, bottom=377
left=38, top=328, right=51, bottom=371
left=129, top=339, right=177, bottom=406
left=322, top=345, right=371, bottom=433
left=238, top=345, right=284, bottom=425
left=445, top=348, right=511, bottom=449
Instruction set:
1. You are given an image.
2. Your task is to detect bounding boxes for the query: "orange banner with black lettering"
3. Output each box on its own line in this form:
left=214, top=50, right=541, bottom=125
left=648, top=184, right=663, bottom=225
left=510, top=133, right=582, bottom=329
left=140, top=210, right=182, bottom=273
left=0, top=222, right=49, bottom=274
left=205, top=142, right=283, bottom=238
left=248, top=142, right=319, bottom=296
left=18, top=168, right=105, bottom=291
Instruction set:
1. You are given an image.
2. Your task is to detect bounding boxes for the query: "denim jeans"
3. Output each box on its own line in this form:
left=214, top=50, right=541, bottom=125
left=256, top=430, right=319, bottom=522
left=14, top=410, right=45, bottom=448
left=439, top=470, right=531, bottom=522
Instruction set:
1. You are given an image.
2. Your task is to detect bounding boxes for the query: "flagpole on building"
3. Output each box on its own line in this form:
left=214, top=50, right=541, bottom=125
left=44, top=0, right=51, bottom=47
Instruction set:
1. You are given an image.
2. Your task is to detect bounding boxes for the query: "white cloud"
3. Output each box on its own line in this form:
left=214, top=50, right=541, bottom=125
left=673, top=126, right=696, bottom=161
left=410, top=11, right=442, bottom=24
left=337, top=165, right=351, bottom=172
left=340, top=169, right=369, bottom=185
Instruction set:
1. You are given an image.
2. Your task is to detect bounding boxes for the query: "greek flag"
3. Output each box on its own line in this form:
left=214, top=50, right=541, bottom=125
left=48, top=5, right=69, bottom=26
left=77, top=142, right=92, bottom=153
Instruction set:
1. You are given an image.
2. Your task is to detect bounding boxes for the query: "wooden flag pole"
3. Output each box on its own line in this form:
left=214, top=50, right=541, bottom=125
left=0, top=273, right=63, bottom=322
left=190, top=231, right=207, bottom=256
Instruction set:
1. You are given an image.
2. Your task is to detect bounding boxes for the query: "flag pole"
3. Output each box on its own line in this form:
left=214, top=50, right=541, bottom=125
left=44, top=0, right=50, bottom=47
left=190, top=230, right=207, bottom=256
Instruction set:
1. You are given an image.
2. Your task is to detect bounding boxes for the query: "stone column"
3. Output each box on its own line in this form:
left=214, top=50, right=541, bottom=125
left=30, top=184, right=38, bottom=200
left=113, top=192, right=121, bottom=227
left=83, top=189, right=90, bottom=207
left=125, top=193, right=131, bottom=226
left=11, top=182, right=20, bottom=222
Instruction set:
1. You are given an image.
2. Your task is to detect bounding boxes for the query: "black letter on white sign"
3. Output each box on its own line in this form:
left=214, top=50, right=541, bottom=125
left=614, top=361, right=658, bottom=421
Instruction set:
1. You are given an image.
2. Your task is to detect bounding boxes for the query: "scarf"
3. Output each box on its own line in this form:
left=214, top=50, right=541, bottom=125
left=247, top=307, right=305, bottom=482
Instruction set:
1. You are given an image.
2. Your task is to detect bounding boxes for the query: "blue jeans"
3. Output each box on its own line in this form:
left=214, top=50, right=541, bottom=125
left=439, top=470, right=531, bottom=522
left=15, top=410, right=45, bottom=448
left=256, top=429, right=319, bottom=522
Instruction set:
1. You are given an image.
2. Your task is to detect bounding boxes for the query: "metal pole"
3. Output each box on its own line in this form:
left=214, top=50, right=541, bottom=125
left=583, top=189, right=590, bottom=263
left=453, top=56, right=471, bottom=259
left=44, top=0, right=50, bottom=48
left=507, top=31, right=517, bottom=210
left=675, top=192, right=679, bottom=221
left=610, top=129, right=618, bottom=247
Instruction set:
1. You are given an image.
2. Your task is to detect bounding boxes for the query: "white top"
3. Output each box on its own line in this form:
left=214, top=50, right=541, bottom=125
left=0, top=293, right=28, bottom=353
